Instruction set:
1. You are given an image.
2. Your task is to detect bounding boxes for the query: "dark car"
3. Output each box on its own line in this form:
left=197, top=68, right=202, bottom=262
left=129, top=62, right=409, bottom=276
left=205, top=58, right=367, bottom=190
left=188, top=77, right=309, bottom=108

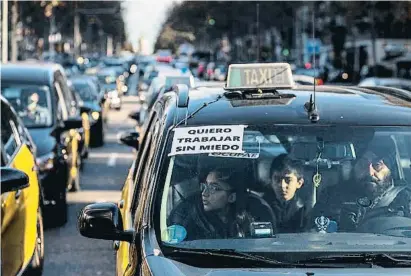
left=67, top=79, right=95, bottom=164
left=1, top=62, right=84, bottom=227
left=70, top=76, right=106, bottom=147
left=97, top=67, right=122, bottom=110
left=78, top=63, right=411, bottom=274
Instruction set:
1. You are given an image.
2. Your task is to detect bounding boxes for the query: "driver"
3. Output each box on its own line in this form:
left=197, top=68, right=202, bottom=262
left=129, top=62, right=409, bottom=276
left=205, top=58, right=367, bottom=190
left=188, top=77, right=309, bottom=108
left=24, top=92, right=51, bottom=125
left=167, top=168, right=254, bottom=240
left=313, top=150, right=411, bottom=231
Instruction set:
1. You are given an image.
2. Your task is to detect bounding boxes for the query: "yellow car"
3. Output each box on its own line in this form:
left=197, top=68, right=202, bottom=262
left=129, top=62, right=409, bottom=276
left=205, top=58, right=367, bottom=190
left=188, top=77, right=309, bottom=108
left=1, top=97, right=44, bottom=276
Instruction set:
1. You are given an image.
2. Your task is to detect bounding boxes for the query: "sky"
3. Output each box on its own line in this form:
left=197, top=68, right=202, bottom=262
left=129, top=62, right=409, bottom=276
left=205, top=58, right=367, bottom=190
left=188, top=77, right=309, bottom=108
left=122, top=0, right=180, bottom=54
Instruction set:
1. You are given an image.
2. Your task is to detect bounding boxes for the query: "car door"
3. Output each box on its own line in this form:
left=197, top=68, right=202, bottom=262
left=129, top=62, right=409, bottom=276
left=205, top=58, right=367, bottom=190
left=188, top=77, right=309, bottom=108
left=116, top=110, right=162, bottom=276
left=70, top=84, right=90, bottom=154
left=54, top=73, right=80, bottom=184
left=1, top=102, right=40, bottom=276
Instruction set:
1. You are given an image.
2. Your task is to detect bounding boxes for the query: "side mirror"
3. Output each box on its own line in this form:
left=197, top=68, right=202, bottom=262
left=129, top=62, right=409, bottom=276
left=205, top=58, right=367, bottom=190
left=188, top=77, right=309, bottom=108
left=1, top=168, right=30, bottom=194
left=63, top=117, right=83, bottom=130
left=128, top=111, right=140, bottom=122
left=78, top=202, right=134, bottom=242
left=118, top=131, right=139, bottom=150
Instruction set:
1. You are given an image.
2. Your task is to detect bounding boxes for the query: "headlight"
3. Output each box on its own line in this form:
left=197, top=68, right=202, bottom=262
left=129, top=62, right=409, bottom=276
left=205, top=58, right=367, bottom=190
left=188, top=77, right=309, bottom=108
left=36, top=152, right=55, bottom=172
left=130, top=64, right=137, bottom=73
left=122, top=85, right=128, bottom=92
left=105, top=76, right=116, bottom=83
left=91, top=111, right=100, bottom=120
left=108, top=90, right=118, bottom=98
left=141, top=83, right=148, bottom=91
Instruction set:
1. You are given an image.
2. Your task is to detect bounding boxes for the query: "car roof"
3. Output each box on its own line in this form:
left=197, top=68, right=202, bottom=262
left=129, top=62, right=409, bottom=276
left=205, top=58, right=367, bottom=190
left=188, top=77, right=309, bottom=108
left=164, top=85, right=411, bottom=127
left=359, top=77, right=411, bottom=86
left=1, top=62, right=63, bottom=85
left=70, top=76, right=93, bottom=85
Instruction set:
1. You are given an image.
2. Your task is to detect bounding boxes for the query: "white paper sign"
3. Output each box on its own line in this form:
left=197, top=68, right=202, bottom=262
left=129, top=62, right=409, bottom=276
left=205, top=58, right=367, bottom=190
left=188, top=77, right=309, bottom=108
left=169, top=125, right=246, bottom=156
left=208, top=152, right=260, bottom=159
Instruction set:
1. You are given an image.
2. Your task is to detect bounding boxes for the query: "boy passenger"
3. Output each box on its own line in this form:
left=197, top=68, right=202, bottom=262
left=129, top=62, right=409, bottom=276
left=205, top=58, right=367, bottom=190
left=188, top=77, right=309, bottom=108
left=263, top=154, right=310, bottom=233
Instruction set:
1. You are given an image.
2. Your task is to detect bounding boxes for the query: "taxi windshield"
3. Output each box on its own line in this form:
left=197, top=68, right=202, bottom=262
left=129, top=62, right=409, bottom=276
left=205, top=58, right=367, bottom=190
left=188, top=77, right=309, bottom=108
left=160, top=125, right=411, bottom=255
left=1, top=83, right=53, bottom=128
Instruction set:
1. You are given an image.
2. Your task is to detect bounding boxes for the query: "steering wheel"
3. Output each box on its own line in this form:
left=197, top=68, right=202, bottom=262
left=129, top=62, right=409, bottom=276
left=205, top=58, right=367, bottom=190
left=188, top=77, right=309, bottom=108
left=357, top=216, right=411, bottom=237
left=246, top=190, right=276, bottom=227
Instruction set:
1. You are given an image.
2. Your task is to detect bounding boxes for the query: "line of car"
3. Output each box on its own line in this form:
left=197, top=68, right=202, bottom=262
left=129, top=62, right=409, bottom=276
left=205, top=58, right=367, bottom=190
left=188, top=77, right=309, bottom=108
left=0, top=61, right=109, bottom=276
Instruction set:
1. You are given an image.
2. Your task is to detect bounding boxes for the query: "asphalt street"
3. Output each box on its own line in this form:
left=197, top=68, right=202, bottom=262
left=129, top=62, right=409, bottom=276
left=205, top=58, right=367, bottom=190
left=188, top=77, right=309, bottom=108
left=43, top=96, right=140, bottom=276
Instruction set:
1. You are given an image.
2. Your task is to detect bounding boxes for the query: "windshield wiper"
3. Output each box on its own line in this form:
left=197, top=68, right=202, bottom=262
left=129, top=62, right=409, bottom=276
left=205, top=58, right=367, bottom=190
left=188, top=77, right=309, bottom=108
left=168, top=248, right=348, bottom=268
left=300, top=253, right=411, bottom=268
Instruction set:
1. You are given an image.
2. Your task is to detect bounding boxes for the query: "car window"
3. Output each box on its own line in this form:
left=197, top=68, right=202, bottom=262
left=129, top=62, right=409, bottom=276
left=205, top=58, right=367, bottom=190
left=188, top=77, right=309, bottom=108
left=159, top=125, right=411, bottom=252
left=1, top=83, right=53, bottom=127
left=56, top=73, right=76, bottom=116
left=131, top=112, right=160, bottom=215
left=73, top=82, right=98, bottom=101
left=1, top=103, right=21, bottom=163
left=54, top=82, right=69, bottom=120
left=0, top=150, right=6, bottom=167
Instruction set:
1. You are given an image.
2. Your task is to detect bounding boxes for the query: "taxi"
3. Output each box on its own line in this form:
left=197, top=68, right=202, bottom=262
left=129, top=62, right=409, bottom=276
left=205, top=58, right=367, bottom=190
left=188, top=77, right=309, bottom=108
left=1, top=96, right=44, bottom=276
left=130, top=74, right=195, bottom=130
left=79, top=63, right=411, bottom=275
left=1, top=63, right=84, bottom=227
left=68, top=79, right=92, bottom=162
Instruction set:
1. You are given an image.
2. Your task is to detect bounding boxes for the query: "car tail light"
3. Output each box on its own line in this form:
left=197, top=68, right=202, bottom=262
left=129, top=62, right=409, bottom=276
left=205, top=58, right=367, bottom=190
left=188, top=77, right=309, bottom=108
left=315, top=78, right=324, bottom=85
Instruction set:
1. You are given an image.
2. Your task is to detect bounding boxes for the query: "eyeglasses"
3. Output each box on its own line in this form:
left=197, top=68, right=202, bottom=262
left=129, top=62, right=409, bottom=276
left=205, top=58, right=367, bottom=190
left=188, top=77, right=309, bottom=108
left=200, top=182, right=232, bottom=194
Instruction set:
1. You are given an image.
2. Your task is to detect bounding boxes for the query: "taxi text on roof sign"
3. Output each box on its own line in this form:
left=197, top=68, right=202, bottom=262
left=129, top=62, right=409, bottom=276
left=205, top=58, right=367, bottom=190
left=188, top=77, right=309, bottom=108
left=226, top=63, right=295, bottom=90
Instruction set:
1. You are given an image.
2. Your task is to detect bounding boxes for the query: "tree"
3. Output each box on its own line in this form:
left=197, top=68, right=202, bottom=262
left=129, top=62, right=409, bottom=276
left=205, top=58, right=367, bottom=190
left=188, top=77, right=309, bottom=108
left=20, top=1, right=126, bottom=49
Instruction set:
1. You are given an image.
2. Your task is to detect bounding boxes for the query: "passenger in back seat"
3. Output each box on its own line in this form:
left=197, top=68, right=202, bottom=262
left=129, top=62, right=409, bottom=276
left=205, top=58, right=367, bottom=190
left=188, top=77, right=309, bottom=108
left=260, top=154, right=311, bottom=233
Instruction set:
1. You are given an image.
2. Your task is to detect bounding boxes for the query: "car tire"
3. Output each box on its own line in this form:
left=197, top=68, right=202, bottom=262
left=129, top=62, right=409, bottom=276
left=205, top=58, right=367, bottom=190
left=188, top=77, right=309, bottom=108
left=55, top=189, right=68, bottom=226
left=94, top=122, right=105, bottom=147
left=46, top=185, right=67, bottom=228
left=24, top=208, right=45, bottom=276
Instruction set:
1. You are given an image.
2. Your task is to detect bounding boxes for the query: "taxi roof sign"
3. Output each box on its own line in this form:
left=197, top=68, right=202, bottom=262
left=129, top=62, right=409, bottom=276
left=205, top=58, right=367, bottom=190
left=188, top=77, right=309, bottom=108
left=226, top=63, right=295, bottom=90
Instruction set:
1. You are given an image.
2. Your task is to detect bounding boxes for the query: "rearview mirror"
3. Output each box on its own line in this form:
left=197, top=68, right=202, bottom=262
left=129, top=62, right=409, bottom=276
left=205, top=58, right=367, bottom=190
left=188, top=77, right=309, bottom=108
left=128, top=111, right=140, bottom=122
left=1, top=167, right=30, bottom=194
left=118, top=131, right=139, bottom=150
left=78, top=202, right=134, bottom=242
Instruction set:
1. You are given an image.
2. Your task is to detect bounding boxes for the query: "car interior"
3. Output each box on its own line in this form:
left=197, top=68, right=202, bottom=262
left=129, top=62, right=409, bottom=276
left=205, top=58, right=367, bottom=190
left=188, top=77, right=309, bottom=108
left=165, top=131, right=411, bottom=236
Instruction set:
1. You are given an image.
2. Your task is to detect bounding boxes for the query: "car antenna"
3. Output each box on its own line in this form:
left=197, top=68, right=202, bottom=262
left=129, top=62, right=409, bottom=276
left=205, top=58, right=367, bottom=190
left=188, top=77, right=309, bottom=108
left=173, top=94, right=223, bottom=128
left=304, top=3, right=320, bottom=123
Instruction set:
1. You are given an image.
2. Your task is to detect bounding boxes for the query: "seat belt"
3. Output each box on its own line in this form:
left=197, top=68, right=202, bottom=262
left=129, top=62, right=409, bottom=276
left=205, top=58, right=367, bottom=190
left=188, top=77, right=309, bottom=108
left=374, top=185, right=408, bottom=208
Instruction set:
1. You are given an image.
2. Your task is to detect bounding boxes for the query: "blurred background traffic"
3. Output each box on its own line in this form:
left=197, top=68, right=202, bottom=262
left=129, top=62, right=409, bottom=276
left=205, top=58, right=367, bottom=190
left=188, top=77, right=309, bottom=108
left=0, top=1, right=411, bottom=275
left=1, top=1, right=410, bottom=90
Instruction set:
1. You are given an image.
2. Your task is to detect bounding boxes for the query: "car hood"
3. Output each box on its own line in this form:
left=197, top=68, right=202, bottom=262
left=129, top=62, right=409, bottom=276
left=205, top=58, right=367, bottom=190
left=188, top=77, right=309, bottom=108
left=28, top=128, right=56, bottom=157
left=147, top=256, right=411, bottom=276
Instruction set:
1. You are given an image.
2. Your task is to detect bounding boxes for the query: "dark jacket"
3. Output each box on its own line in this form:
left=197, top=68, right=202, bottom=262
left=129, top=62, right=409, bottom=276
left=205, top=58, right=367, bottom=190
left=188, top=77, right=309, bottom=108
left=262, top=189, right=310, bottom=233
left=168, top=193, right=244, bottom=241
left=313, top=182, right=411, bottom=231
